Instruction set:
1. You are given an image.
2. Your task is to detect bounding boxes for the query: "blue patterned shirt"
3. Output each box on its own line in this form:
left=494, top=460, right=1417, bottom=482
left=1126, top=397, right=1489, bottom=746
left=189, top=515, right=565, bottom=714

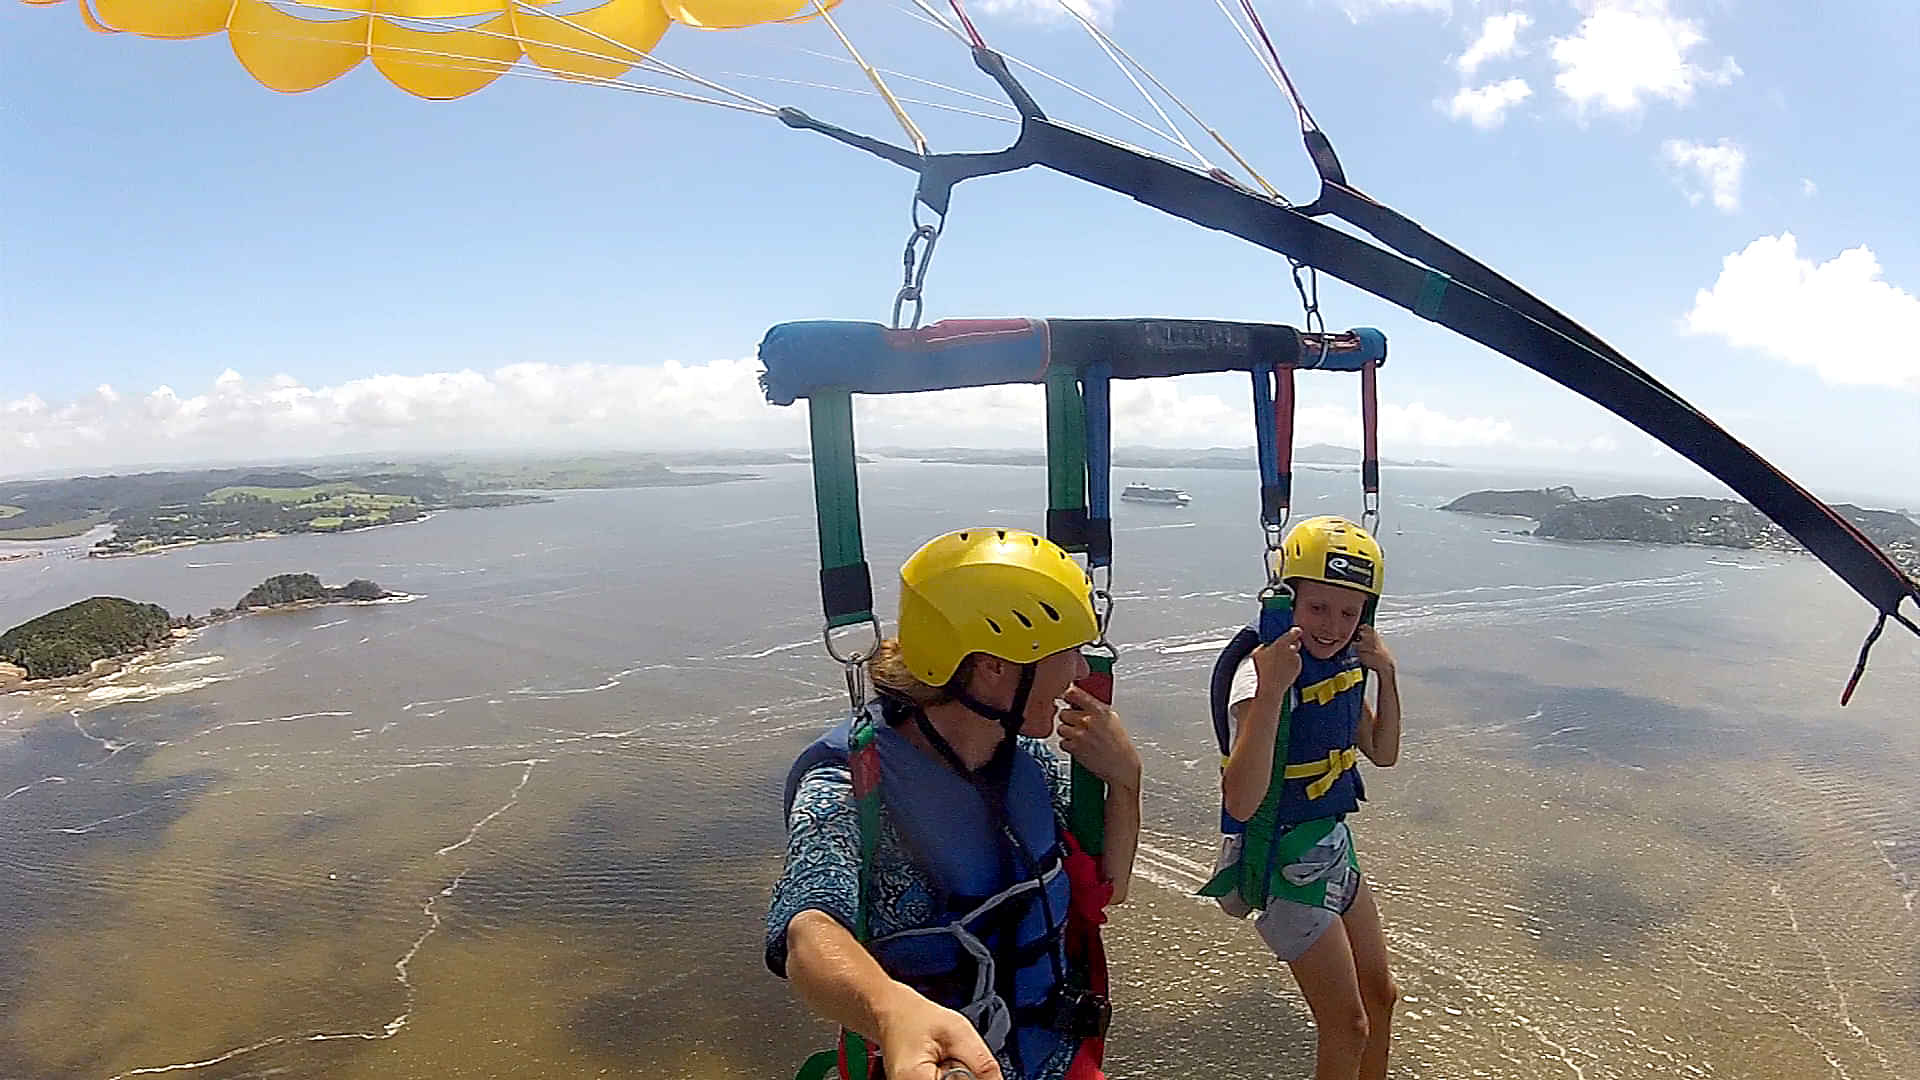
left=766, top=735, right=1077, bottom=1080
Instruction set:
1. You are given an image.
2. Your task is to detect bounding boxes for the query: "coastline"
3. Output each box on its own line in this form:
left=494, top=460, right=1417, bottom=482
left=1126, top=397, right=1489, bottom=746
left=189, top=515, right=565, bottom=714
left=90, top=509, right=442, bottom=560
left=0, top=592, right=417, bottom=696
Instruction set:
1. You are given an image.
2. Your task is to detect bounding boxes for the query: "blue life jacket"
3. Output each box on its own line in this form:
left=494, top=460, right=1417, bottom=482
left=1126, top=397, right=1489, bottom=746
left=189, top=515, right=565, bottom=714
left=782, top=698, right=1075, bottom=1073
left=1270, top=647, right=1367, bottom=826
left=1208, top=622, right=1368, bottom=834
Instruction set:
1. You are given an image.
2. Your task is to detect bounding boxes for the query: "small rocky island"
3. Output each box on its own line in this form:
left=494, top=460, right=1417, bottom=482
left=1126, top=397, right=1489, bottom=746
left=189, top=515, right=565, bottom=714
left=0, top=573, right=400, bottom=688
left=1443, top=486, right=1920, bottom=574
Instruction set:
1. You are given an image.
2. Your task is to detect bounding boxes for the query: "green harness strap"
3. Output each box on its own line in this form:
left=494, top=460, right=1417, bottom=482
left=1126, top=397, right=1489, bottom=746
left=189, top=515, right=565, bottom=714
left=1048, top=367, right=1114, bottom=860
left=1044, top=366, right=1090, bottom=555
left=1198, top=591, right=1337, bottom=912
left=808, top=390, right=875, bottom=630
left=796, top=715, right=884, bottom=1080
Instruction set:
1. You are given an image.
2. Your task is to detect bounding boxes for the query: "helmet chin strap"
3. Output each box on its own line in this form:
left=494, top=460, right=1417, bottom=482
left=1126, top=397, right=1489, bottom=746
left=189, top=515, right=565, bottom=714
left=914, top=661, right=1039, bottom=779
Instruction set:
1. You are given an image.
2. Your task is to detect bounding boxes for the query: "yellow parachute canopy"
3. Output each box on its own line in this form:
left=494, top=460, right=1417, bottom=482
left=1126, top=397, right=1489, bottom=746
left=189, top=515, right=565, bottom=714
left=31, top=0, right=839, bottom=100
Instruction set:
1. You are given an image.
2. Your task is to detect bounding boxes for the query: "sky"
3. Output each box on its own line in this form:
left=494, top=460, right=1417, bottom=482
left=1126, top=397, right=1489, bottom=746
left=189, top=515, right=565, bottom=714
left=3, top=0, right=1918, bottom=504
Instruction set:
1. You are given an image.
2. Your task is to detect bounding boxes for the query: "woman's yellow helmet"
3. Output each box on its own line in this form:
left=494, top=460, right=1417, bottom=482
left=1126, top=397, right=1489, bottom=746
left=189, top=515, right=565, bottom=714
left=897, top=528, right=1100, bottom=686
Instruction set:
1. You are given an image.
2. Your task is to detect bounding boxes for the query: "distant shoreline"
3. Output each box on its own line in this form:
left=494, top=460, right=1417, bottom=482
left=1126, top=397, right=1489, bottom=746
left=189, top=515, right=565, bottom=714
left=1441, top=485, right=1919, bottom=573
left=88, top=510, right=441, bottom=561
left=0, top=592, right=417, bottom=696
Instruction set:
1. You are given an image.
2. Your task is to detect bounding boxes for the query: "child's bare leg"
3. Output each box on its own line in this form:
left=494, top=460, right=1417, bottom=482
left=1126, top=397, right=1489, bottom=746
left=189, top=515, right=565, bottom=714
left=1285, top=917, right=1369, bottom=1080
left=1341, top=879, right=1399, bottom=1080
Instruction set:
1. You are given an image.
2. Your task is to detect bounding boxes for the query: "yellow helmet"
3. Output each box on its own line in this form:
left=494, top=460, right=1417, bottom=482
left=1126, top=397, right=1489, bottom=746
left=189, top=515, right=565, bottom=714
left=897, top=527, right=1100, bottom=686
left=1279, top=515, right=1385, bottom=598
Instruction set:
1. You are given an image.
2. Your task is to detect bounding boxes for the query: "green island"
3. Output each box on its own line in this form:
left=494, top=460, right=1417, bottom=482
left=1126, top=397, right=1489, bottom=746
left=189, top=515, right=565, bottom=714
left=1443, top=486, right=1920, bottom=575
left=0, top=573, right=400, bottom=687
left=0, top=453, right=761, bottom=556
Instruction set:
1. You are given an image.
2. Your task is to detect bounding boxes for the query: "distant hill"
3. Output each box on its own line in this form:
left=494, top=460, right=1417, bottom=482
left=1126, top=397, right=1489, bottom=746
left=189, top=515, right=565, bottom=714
left=1442, top=486, right=1920, bottom=574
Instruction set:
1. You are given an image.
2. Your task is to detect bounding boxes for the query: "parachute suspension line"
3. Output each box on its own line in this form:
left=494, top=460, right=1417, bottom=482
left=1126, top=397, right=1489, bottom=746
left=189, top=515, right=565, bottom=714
left=238, top=2, right=779, bottom=114
left=225, top=18, right=778, bottom=115
left=508, top=2, right=780, bottom=112
left=946, top=0, right=987, bottom=48
left=1238, top=2, right=1313, bottom=128
left=892, top=2, right=1188, bottom=155
left=1056, top=2, right=1210, bottom=172
left=795, top=46, right=1022, bottom=114
left=720, top=72, right=1015, bottom=124
left=904, top=0, right=974, bottom=45
left=813, top=0, right=929, bottom=156
left=1058, top=1, right=1282, bottom=198
left=1210, top=0, right=1294, bottom=123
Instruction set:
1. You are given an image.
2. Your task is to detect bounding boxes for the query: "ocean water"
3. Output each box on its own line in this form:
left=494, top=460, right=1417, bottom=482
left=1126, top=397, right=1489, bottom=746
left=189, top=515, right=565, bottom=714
left=1, top=460, right=1915, bottom=1079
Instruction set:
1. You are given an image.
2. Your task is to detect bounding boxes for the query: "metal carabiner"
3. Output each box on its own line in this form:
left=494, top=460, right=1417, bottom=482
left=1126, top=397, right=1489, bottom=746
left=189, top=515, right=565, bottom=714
left=891, top=198, right=945, bottom=330
left=823, top=616, right=881, bottom=712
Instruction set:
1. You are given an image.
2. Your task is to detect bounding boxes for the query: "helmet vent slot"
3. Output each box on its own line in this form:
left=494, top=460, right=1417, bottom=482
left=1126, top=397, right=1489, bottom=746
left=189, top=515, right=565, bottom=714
left=1038, top=602, right=1060, bottom=622
left=985, top=617, right=1003, bottom=634
left=1012, top=609, right=1034, bottom=629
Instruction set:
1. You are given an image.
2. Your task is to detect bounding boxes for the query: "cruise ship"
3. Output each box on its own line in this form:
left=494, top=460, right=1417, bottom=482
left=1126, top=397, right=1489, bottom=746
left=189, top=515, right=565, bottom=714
left=1119, top=482, right=1191, bottom=506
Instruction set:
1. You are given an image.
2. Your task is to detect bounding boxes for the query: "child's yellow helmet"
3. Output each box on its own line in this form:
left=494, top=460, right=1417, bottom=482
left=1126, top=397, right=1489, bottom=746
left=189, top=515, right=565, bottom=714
left=1279, top=515, right=1385, bottom=597
left=897, top=527, right=1100, bottom=686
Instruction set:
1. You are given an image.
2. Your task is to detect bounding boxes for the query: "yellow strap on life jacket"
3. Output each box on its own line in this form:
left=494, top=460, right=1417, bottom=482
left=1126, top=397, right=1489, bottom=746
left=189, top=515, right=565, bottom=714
left=1283, top=746, right=1360, bottom=799
left=1298, top=666, right=1366, bottom=706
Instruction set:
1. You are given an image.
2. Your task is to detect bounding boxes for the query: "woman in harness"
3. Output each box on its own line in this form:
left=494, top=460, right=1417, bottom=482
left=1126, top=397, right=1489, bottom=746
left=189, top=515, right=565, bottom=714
left=1206, top=515, right=1403, bottom=1080
left=767, top=527, right=1144, bottom=1080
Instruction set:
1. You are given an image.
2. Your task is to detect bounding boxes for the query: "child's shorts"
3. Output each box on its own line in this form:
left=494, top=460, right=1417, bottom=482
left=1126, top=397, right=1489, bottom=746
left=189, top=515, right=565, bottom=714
left=1214, top=820, right=1363, bottom=963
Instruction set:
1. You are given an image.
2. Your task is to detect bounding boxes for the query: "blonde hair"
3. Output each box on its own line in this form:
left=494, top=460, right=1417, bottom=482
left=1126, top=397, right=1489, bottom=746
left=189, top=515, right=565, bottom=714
left=868, top=638, right=976, bottom=710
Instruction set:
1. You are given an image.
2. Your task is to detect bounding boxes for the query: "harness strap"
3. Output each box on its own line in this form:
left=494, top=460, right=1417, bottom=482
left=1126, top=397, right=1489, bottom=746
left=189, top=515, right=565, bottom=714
left=808, top=390, right=875, bottom=629
left=1275, top=365, right=1297, bottom=523
left=1252, top=361, right=1284, bottom=530
left=1082, top=362, right=1114, bottom=569
left=1045, top=367, right=1090, bottom=554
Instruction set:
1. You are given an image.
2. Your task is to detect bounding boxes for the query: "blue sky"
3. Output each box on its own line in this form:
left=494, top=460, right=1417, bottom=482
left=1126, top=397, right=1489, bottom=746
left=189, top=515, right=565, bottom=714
left=3, top=0, right=1917, bottom=503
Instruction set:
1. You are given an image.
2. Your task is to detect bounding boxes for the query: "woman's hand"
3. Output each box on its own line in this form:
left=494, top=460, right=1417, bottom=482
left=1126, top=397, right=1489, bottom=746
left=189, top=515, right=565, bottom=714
left=874, top=987, right=1004, bottom=1080
left=1056, top=684, right=1142, bottom=791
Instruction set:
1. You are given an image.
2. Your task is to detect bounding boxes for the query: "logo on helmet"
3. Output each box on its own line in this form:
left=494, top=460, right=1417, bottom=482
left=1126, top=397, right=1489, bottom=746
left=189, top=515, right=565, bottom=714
left=1323, top=553, right=1375, bottom=590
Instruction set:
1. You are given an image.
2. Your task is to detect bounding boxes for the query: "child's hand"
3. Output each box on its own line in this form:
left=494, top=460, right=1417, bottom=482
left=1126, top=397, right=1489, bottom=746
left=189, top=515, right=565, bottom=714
left=1252, top=627, right=1304, bottom=697
left=1353, top=625, right=1396, bottom=674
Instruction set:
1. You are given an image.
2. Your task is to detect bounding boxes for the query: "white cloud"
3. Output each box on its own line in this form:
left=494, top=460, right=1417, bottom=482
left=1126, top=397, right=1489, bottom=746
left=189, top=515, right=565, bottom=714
left=0, top=361, right=1545, bottom=475
left=1550, top=0, right=1739, bottom=115
left=1457, top=12, right=1533, bottom=75
left=1661, top=137, right=1745, bottom=211
left=1801, top=178, right=1818, bottom=198
left=1445, top=78, right=1533, bottom=129
left=1338, top=0, right=1451, bottom=19
left=975, top=0, right=1115, bottom=25
left=1684, top=233, right=1920, bottom=391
